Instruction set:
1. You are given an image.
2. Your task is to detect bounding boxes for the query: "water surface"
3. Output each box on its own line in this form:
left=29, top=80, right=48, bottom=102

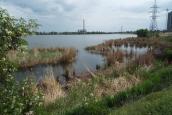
left=16, top=34, right=137, bottom=81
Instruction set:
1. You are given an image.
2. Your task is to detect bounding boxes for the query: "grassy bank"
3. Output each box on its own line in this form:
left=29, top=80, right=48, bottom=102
left=110, top=85, right=172, bottom=115
left=66, top=65, right=172, bottom=115
left=36, top=67, right=140, bottom=114
left=7, top=48, right=77, bottom=68
left=36, top=63, right=172, bottom=115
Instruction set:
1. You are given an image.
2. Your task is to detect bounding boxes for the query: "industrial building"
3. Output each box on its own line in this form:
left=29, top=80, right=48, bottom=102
left=167, top=11, right=172, bottom=31
left=78, top=19, right=87, bottom=34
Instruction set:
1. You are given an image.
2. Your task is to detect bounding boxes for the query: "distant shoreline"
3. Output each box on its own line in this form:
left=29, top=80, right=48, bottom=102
left=35, top=32, right=135, bottom=35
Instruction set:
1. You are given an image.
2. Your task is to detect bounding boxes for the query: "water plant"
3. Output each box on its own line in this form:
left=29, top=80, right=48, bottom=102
left=7, top=48, right=77, bottom=68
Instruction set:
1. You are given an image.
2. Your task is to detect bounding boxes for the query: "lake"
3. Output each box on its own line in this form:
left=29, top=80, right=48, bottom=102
left=16, top=34, right=137, bottom=82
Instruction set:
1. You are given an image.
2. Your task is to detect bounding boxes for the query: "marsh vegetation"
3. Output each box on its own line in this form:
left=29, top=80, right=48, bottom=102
left=1, top=7, right=172, bottom=115
left=7, top=48, right=76, bottom=68
left=34, top=34, right=172, bottom=115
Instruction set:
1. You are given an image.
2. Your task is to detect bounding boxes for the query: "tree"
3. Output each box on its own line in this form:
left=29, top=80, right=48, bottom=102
left=0, top=8, right=42, bottom=115
left=136, top=29, right=149, bottom=37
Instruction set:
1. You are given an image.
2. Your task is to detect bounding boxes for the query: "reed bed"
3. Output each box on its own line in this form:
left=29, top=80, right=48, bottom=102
left=134, top=52, right=155, bottom=66
left=36, top=65, right=141, bottom=114
left=126, top=52, right=155, bottom=74
left=37, top=70, right=65, bottom=105
left=106, top=51, right=125, bottom=66
left=86, top=37, right=160, bottom=54
left=85, top=37, right=158, bottom=69
left=59, top=48, right=76, bottom=64
left=7, top=48, right=77, bottom=68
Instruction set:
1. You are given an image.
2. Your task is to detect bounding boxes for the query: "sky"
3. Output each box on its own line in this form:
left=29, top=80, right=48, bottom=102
left=0, top=0, right=172, bottom=32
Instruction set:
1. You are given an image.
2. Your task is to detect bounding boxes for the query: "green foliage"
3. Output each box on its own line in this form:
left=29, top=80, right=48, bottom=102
left=164, top=48, right=172, bottom=60
left=19, top=39, right=28, bottom=46
left=67, top=66, right=172, bottom=115
left=0, top=7, right=42, bottom=115
left=162, top=36, right=172, bottom=43
left=67, top=102, right=109, bottom=115
left=0, top=8, right=38, bottom=53
left=136, top=29, right=149, bottom=37
left=19, top=78, right=43, bottom=114
left=149, top=31, right=160, bottom=38
left=104, top=67, right=172, bottom=109
left=0, top=78, right=43, bottom=115
left=110, top=86, right=172, bottom=115
left=35, top=72, right=121, bottom=115
left=0, top=79, right=22, bottom=114
left=136, top=29, right=159, bottom=38
left=36, top=80, right=97, bottom=115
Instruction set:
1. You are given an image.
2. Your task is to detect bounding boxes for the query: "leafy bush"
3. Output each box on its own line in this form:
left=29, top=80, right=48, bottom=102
left=136, top=29, right=149, bottom=37
left=0, top=7, right=42, bottom=115
left=19, top=78, right=43, bottom=114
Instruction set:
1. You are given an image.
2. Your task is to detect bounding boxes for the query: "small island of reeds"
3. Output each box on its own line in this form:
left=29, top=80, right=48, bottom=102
left=7, top=48, right=77, bottom=68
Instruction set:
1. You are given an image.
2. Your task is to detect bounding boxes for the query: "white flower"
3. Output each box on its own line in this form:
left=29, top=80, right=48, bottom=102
left=22, top=87, right=25, bottom=90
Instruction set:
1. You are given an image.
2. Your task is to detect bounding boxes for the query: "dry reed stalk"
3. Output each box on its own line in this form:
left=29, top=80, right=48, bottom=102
left=106, top=51, right=125, bottom=66
left=135, top=52, right=155, bottom=66
left=37, top=71, right=65, bottom=105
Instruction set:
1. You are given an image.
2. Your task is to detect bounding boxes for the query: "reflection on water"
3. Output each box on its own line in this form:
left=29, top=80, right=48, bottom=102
left=16, top=34, right=137, bottom=81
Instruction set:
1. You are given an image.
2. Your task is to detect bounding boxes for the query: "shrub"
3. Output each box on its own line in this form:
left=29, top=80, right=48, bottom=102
left=136, top=29, right=149, bottom=37
left=0, top=7, right=42, bottom=115
left=19, top=78, right=43, bottom=114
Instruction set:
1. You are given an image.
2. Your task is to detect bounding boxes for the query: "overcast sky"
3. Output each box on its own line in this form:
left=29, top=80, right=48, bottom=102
left=0, top=0, right=171, bottom=32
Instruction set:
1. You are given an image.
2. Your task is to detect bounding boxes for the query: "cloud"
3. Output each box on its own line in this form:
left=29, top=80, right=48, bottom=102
left=0, top=0, right=171, bottom=31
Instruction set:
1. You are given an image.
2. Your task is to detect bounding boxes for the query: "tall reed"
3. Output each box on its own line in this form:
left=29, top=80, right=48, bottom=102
left=37, top=70, right=65, bottom=105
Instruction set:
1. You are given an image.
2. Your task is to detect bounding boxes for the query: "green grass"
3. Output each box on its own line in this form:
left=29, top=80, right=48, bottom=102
left=67, top=66, right=172, bottom=115
left=35, top=70, right=128, bottom=115
left=160, top=36, right=172, bottom=43
left=35, top=65, right=172, bottom=115
left=110, top=86, right=172, bottom=115
left=36, top=79, right=99, bottom=115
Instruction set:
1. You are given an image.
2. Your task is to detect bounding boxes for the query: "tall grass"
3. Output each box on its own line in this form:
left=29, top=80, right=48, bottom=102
left=60, top=48, right=76, bottom=64
left=106, top=51, right=125, bottom=66
left=37, top=70, right=65, bottom=105
left=126, top=52, right=155, bottom=74
left=67, top=66, right=172, bottom=115
left=7, top=48, right=77, bottom=68
left=36, top=67, right=140, bottom=115
left=135, top=52, right=155, bottom=66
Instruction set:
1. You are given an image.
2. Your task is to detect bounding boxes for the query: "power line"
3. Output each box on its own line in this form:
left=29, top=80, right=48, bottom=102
left=150, top=0, right=159, bottom=31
